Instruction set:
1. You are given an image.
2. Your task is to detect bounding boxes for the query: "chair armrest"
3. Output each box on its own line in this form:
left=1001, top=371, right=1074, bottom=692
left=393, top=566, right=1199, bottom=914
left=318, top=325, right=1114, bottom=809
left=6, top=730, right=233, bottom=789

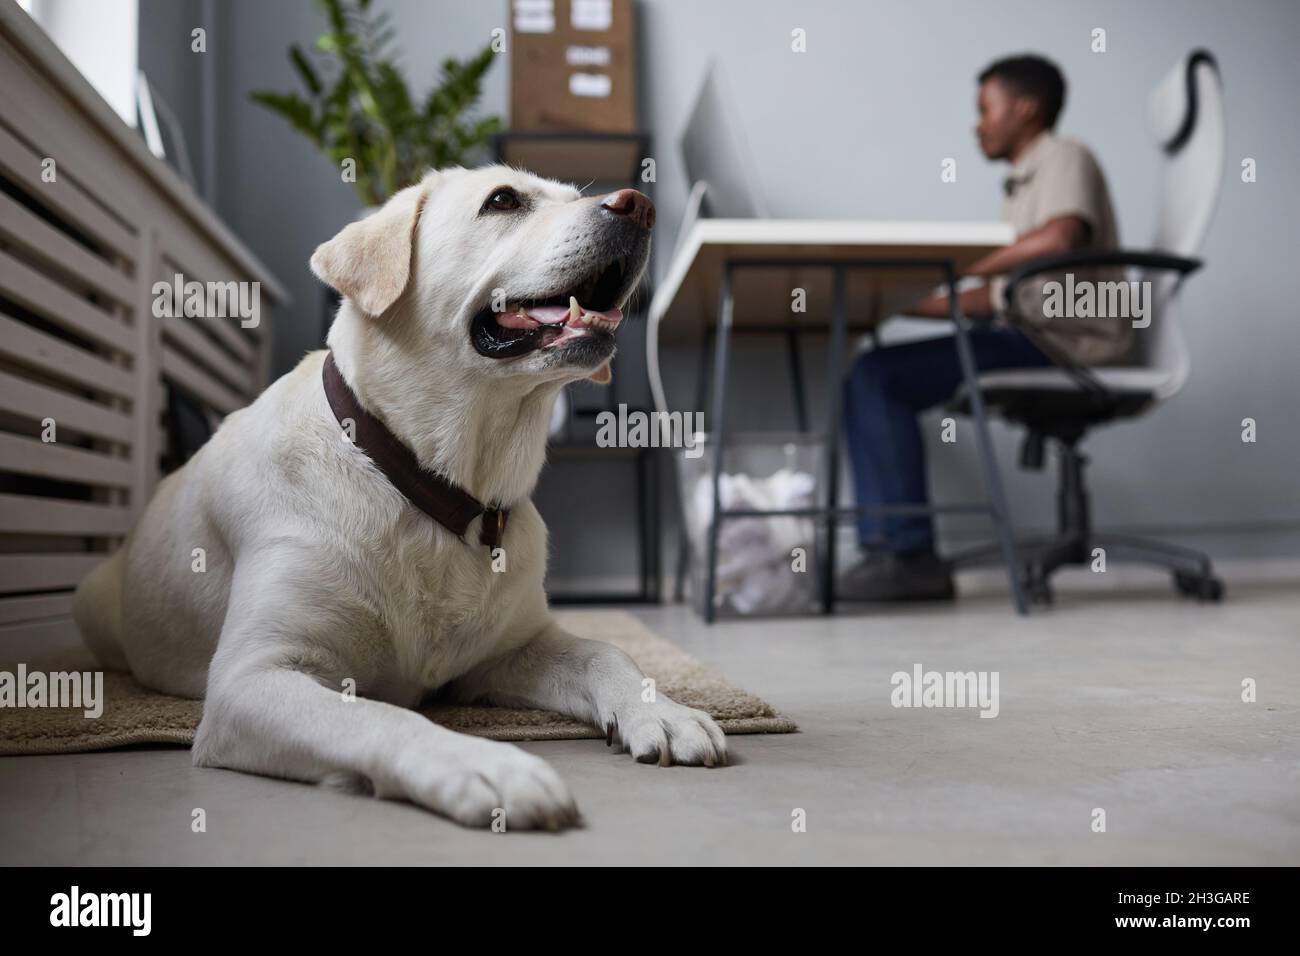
left=1004, top=248, right=1202, bottom=304
left=996, top=249, right=1202, bottom=399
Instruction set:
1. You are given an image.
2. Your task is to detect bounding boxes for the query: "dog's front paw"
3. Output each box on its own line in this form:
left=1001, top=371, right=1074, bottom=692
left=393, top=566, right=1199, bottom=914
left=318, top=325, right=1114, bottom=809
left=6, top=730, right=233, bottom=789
left=410, top=739, right=580, bottom=831
left=606, top=698, right=727, bottom=767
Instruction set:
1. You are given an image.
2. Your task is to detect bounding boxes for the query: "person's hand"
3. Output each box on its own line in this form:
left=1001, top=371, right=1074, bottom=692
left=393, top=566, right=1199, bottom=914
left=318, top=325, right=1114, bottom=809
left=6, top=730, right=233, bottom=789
left=907, top=291, right=952, bottom=319
left=905, top=282, right=996, bottom=321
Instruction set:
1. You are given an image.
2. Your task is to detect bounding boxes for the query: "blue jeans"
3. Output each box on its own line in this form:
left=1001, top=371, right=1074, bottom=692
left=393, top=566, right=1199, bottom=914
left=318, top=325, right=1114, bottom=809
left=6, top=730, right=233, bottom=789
left=842, top=328, right=1051, bottom=554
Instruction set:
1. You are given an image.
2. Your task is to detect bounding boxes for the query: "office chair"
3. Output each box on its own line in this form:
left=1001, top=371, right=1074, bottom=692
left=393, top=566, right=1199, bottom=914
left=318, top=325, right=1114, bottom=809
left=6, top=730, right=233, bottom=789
left=948, top=50, right=1226, bottom=604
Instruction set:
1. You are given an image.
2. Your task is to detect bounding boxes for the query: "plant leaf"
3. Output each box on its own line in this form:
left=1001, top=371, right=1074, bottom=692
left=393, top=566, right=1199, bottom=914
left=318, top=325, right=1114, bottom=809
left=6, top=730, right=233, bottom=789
left=249, top=90, right=322, bottom=145
left=289, top=44, right=322, bottom=96
left=257, top=2, right=501, bottom=203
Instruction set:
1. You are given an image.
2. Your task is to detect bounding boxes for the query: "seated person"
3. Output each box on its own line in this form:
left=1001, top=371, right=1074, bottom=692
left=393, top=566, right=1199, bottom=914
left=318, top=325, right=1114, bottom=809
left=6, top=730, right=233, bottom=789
left=839, top=53, right=1125, bottom=601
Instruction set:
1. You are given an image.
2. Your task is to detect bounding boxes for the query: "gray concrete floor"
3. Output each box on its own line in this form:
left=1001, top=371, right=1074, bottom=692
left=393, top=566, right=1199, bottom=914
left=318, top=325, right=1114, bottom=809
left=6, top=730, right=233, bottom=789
left=2, top=562, right=1298, bottom=865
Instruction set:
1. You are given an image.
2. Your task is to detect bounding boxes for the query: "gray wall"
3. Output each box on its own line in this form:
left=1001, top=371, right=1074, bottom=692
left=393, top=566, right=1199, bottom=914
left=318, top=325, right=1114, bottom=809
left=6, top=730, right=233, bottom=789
left=145, top=0, right=1300, bottom=579
left=136, top=0, right=205, bottom=194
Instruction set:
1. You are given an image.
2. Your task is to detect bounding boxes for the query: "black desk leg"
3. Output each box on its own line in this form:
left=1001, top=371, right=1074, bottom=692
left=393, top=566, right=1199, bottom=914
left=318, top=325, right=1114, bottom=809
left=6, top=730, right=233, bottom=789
left=821, top=266, right=848, bottom=614
left=704, top=267, right=735, bottom=623
left=944, top=262, right=1029, bottom=614
left=785, top=328, right=809, bottom=431
left=635, top=445, right=649, bottom=601
left=646, top=446, right=661, bottom=602
left=675, top=328, right=715, bottom=603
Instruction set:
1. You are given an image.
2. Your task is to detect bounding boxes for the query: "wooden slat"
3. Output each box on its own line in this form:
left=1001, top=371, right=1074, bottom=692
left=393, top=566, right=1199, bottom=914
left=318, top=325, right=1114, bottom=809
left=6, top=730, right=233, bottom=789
left=130, top=228, right=161, bottom=512
left=199, top=305, right=259, bottom=363
left=0, top=432, right=133, bottom=488
left=161, top=344, right=242, bottom=414
left=0, top=34, right=144, bottom=231
left=255, top=315, right=272, bottom=390
left=0, top=591, right=73, bottom=624
left=0, top=23, right=288, bottom=304
left=162, top=230, right=272, bottom=343
left=0, top=553, right=104, bottom=593
left=0, top=190, right=135, bottom=305
left=0, top=493, right=132, bottom=536
left=0, top=312, right=135, bottom=399
left=0, top=369, right=134, bottom=443
left=0, top=248, right=134, bottom=354
left=0, top=121, right=136, bottom=258
left=0, top=615, right=81, bottom=643
left=161, top=315, right=255, bottom=396
left=158, top=257, right=257, bottom=363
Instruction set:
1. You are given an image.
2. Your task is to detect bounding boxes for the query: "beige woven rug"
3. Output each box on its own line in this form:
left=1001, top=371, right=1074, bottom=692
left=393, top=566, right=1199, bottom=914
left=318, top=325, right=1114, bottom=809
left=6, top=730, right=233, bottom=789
left=0, top=610, right=795, bottom=755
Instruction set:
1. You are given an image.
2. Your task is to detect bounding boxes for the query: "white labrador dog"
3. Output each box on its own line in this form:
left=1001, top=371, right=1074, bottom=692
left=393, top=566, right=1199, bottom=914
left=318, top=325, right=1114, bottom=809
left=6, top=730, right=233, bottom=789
left=73, top=166, right=726, bottom=830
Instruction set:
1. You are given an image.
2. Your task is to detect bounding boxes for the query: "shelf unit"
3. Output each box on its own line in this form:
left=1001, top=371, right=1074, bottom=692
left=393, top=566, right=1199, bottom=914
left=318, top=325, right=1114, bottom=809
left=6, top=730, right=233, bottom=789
left=492, top=129, right=661, bottom=603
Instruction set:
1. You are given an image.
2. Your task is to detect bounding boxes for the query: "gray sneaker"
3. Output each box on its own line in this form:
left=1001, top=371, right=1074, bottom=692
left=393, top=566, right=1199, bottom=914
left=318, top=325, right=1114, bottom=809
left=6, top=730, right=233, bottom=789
left=837, top=551, right=955, bottom=602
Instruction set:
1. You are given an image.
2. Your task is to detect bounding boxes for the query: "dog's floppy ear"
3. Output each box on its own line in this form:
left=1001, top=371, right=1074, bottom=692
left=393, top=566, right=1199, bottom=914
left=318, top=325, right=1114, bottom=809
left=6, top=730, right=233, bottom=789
left=310, top=178, right=431, bottom=317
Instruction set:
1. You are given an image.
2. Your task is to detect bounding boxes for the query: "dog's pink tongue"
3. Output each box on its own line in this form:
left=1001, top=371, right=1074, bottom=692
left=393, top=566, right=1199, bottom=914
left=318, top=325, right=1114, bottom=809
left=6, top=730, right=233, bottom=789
left=495, top=311, right=540, bottom=329
left=524, top=306, right=571, bottom=325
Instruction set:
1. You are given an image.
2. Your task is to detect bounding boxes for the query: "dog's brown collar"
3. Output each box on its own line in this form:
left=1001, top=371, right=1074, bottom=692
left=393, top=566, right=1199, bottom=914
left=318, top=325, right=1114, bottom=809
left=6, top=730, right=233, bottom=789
left=321, top=351, right=509, bottom=550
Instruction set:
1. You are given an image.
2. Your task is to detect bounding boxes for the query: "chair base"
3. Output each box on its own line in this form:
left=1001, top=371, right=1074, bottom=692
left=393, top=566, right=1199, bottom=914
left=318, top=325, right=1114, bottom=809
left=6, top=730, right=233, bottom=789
left=950, top=532, right=1224, bottom=604
left=948, top=440, right=1225, bottom=605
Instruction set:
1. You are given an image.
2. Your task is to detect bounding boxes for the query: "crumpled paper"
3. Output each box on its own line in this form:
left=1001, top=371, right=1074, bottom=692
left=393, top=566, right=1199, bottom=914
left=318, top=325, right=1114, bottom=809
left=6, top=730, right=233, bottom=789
left=690, top=468, right=817, bottom=614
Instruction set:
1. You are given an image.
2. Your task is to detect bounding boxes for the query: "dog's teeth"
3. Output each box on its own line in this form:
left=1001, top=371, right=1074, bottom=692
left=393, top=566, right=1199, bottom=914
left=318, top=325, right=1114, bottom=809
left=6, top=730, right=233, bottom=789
left=569, top=295, right=583, bottom=325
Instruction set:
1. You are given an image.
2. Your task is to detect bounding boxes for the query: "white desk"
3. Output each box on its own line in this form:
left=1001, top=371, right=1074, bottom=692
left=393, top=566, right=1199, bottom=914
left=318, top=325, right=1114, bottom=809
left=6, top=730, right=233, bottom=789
left=644, top=217, right=1025, bottom=618
left=648, top=218, right=1013, bottom=408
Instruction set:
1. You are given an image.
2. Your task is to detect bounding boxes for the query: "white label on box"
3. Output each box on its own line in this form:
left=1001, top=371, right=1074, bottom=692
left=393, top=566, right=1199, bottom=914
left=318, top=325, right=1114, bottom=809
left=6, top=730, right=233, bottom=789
left=513, top=0, right=555, bottom=33
left=569, top=72, right=612, bottom=98
left=566, top=45, right=611, bottom=66
left=514, top=13, right=555, bottom=33
left=571, top=0, right=612, bottom=31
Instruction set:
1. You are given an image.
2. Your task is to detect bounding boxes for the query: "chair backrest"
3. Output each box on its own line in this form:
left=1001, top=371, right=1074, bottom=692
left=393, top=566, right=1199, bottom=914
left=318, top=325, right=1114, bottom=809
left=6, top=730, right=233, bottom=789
left=1145, top=50, right=1225, bottom=398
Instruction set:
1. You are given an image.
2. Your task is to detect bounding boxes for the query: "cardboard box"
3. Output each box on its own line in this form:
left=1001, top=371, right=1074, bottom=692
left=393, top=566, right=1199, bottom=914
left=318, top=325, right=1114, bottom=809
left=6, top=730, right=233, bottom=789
left=510, top=0, right=637, bottom=132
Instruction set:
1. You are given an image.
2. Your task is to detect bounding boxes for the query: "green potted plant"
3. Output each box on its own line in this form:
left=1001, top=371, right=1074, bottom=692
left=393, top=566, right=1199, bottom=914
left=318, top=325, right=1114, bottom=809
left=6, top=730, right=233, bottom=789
left=250, top=0, right=502, bottom=207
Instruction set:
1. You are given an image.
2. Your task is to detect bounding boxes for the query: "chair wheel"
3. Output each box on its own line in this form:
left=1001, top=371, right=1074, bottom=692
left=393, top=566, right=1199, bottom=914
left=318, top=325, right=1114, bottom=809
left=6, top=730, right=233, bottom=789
left=1175, top=572, right=1224, bottom=602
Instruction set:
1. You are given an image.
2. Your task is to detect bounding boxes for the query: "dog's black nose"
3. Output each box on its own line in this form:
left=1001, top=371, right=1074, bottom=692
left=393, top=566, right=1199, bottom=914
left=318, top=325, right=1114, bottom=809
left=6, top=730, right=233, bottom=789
left=600, top=189, right=656, bottom=230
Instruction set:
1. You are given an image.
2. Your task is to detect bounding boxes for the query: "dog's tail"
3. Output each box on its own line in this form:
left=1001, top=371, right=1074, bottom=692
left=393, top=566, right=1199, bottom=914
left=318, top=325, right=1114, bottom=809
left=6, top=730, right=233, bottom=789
left=72, top=549, right=129, bottom=671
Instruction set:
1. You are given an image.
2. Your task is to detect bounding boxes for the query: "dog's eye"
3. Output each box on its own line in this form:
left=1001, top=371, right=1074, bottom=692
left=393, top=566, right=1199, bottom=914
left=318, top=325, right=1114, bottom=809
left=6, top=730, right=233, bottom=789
left=483, top=188, right=522, bottom=212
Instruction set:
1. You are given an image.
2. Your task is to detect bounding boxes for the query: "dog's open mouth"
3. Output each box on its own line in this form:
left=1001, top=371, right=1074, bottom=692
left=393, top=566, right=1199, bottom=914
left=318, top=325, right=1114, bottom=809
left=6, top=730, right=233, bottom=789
left=471, top=255, right=631, bottom=360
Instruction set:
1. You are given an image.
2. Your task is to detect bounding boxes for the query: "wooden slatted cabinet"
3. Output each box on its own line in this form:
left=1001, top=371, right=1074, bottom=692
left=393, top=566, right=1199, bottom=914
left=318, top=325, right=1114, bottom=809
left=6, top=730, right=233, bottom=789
left=0, top=4, right=287, bottom=648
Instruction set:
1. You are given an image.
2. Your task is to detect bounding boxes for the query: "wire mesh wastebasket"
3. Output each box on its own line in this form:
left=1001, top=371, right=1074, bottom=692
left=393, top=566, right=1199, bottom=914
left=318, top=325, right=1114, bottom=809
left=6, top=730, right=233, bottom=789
left=676, top=432, right=825, bottom=618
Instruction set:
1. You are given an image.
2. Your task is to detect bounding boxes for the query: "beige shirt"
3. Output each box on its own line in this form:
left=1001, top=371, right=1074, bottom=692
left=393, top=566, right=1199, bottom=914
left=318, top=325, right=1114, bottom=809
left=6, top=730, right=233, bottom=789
left=989, top=131, right=1131, bottom=366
